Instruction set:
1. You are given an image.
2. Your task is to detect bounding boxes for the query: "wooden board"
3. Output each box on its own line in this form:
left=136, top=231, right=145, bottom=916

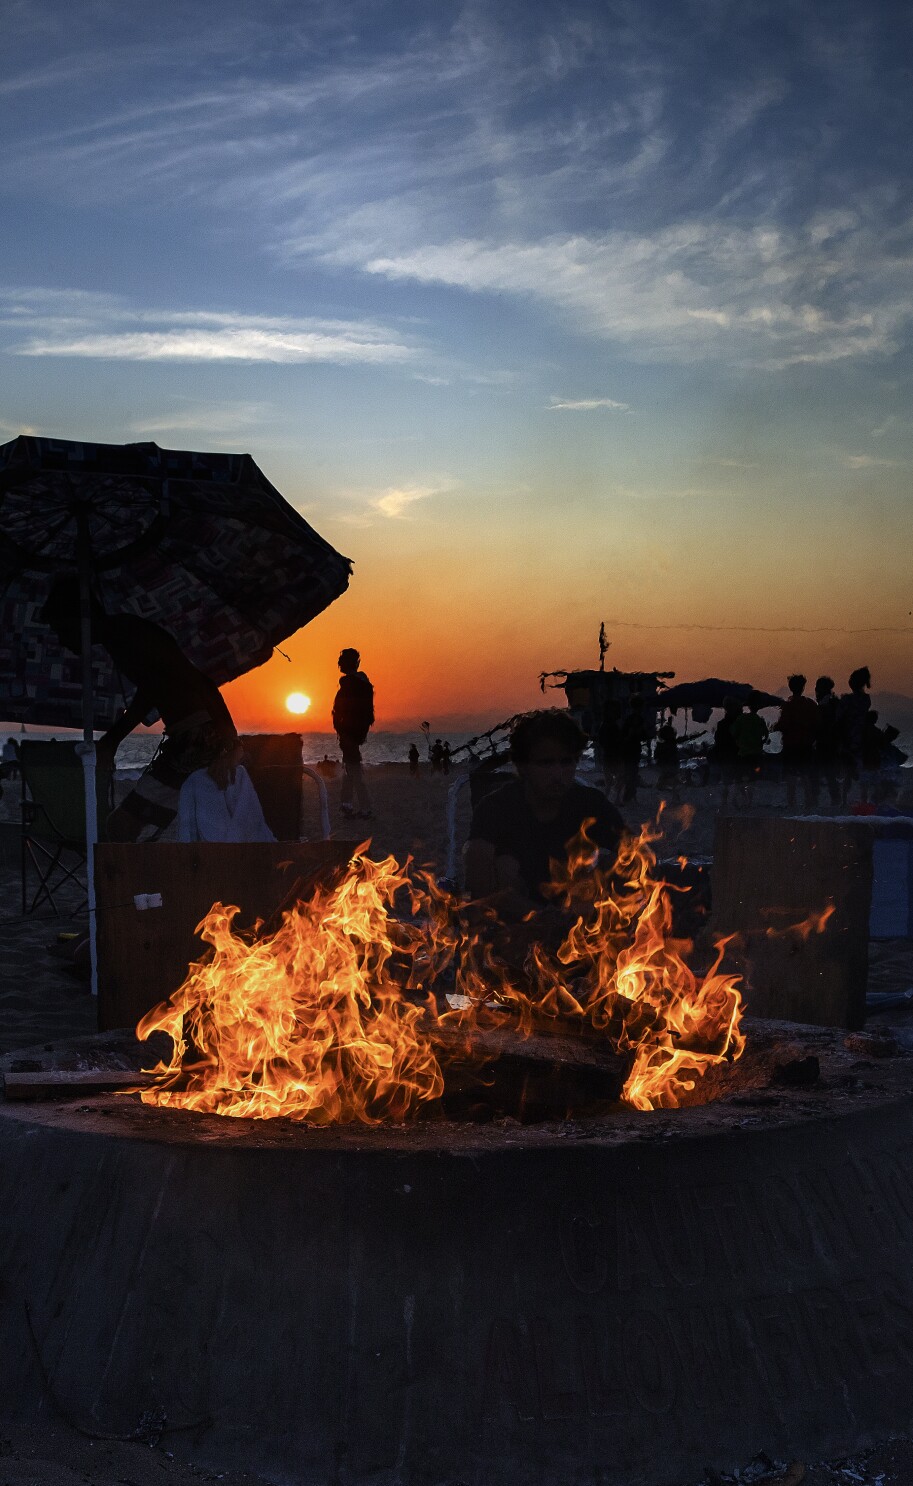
left=239, top=733, right=304, bottom=842
left=712, top=816, right=873, bottom=1029
left=95, top=841, right=358, bottom=1032
left=2, top=1070, right=153, bottom=1099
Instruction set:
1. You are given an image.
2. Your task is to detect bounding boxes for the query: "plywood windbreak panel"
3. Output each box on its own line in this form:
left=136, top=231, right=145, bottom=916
left=712, top=817, right=873, bottom=1030
left=239, top=733, right=304, bottom=841
left=95, top=841, right=358, bottom=1032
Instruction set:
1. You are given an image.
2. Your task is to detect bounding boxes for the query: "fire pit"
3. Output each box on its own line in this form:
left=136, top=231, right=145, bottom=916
left=3, top=1023, right=913, bottom=1486
left=3, top=833, right=913, bottom=1484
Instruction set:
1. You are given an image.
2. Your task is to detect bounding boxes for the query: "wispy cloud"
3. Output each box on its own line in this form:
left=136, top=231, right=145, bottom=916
left=2, top=5, right=912, bottom=381
left=17, top=327, right=412, bottom=364
left=128, top=401, right=273, bottom=437
left=335, top=477, right=455, bottom=526
left=373, top=483, right=442, bottom=518
left=843, top=453, right=904, bottom=469
left=337, top=212, right=913, bottom=368
left=0, top=288, right=417, bottom=366
left=615, top=484, right=711, bottom=501
left=548, top=396, right=630, bottom=411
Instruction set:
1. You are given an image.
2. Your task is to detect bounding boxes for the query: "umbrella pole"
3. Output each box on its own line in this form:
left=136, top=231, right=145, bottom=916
left=74, top=509, right=99, bottom=1000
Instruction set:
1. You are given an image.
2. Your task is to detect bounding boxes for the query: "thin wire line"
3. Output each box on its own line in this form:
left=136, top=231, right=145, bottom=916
left=602, top=618, right=913, bottom=635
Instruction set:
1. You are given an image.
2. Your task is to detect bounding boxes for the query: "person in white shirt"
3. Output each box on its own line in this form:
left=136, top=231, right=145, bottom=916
left=178, top=739, right=275, bottom=843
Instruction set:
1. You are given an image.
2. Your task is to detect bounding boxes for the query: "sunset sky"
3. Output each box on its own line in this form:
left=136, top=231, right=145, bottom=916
left=2, top=0, right=912, bottom=730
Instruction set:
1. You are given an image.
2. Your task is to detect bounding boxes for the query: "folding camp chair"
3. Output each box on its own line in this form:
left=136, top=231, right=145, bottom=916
left=19, top=740, right=112, bottom=915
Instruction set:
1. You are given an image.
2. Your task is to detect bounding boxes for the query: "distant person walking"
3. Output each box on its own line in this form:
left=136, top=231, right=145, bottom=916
left=813, top=676, right=841, bottom=807
left=408, top=743, right=420, bottom=777
left=731, top=693, right=769, bottom=808
left=332, top=647, right=374, bottom=819
left=775, top=674, right=817, bottom=810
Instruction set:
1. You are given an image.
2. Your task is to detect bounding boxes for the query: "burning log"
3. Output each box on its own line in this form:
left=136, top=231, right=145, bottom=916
left=428, top=1017, right=633, bottom=1121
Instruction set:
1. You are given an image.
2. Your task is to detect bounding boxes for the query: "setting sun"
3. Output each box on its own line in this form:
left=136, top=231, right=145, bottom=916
left=285, top=692, right=312, bottom=716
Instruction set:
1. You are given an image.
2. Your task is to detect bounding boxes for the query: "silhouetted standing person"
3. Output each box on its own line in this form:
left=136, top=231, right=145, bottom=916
left=838, top=666, right=872, bottom=804
left=654, top=718, right=680, bottom=802
left=732, top=693, right=769, bottom=808
left=595, top=704, right=623, bottom=803
left=408, top=743, right=420, bottom=776
left=431, top=739, right=445, bottom=773
left=713, top=696, right=743, bottom=810
left=620, top=694, right=647, bottom=804
left=442, top=741, right=452, bottom=775
left=332, top=647, right=374, bottom=819
left=775, top=674, right=817, bottom=810
left=859, top=709, right=899, bottom=804
left=813, top=676, right=841, bottom=807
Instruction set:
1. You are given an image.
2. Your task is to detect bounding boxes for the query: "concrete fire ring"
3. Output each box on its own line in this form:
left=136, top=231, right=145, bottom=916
left=3, top=1026, right=913, bottom=1485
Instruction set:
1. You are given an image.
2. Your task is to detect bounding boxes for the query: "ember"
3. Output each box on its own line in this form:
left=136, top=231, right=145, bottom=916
left=137, top=819, right=746, bottom=1121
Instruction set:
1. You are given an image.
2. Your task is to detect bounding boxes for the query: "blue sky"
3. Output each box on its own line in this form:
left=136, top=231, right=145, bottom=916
left=2, top=0, right=912, bottom=724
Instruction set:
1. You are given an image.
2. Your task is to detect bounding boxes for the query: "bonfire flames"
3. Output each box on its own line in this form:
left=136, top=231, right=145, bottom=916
left=137, top=818, right=746, bottom=1122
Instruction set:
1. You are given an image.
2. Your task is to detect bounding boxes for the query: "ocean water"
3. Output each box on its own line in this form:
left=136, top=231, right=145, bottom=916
left=0, top=729, right=485, bottom=773
left=4, top=725, right=911, bottom=774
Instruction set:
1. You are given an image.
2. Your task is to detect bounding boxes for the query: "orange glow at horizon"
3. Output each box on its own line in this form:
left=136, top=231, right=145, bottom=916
left=220, top=511, right=913, bottom=734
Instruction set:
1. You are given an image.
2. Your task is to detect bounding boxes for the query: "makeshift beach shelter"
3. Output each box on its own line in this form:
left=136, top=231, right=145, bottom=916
left=0, top=437, right=351, bottom=729
left=655, top=678, right=782, bottom=713
left=0, top=434, right=352, bottom=993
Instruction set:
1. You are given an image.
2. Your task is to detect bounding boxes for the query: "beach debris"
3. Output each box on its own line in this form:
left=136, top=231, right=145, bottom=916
left=844, top=1031, right=898, bottom=1058
left=770, top=1055, right=821, bottom=1088
left=133, top=892, right=163, bottom=912
left=133, top=818, right=746, bottom=1123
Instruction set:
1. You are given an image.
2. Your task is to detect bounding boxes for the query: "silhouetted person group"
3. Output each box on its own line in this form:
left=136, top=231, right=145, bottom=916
left=710, top=667, right=902, bottom=809
left=430, top=739, right=452, bottom=774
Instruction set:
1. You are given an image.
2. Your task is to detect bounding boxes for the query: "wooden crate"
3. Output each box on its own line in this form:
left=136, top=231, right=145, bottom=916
left=95, top=841, right=357, bottom=1032
left=712, top=816, right=874, bottom=1029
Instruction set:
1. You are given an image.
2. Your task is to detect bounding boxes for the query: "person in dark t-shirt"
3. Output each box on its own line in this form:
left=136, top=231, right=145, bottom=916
left=464, top=709, right=625, bottom=913
left=775, top=674, right=818, bottom=811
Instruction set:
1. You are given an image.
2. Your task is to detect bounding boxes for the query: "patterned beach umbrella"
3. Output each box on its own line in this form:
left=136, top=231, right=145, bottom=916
left=0, top=435, right=352, bottom=729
